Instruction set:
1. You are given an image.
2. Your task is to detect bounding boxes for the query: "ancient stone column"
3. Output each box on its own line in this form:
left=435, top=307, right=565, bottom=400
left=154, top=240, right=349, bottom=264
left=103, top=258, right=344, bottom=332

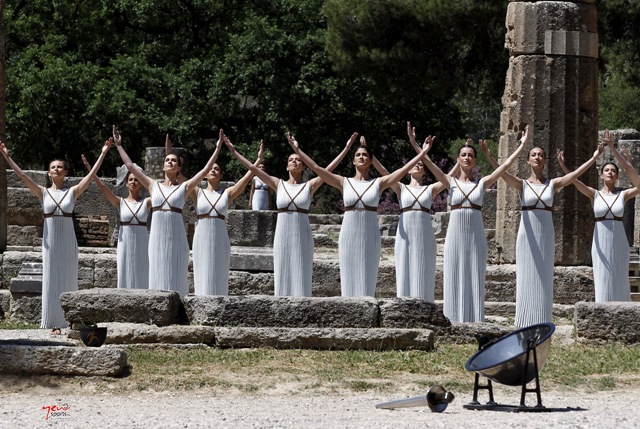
left=495, top=0, right=599, bottom=265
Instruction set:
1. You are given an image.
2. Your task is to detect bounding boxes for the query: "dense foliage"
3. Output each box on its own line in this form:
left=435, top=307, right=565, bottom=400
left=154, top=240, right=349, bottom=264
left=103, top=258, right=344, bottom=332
left=2, top=0, right=638, bottom=212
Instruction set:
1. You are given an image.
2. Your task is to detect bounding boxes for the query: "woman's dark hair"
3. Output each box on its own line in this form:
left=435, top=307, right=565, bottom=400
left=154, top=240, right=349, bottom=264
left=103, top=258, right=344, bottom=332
left=528, top=146, right=546, bottom=159
left=353, top=144, right=373, bottom=160
left=49, top=159, right=69, bottom=170
left=457, top=144, right=477, bottom=157
left=166, top=150, right=184, bottom=167
left=601, top=162, right=619, bottom=175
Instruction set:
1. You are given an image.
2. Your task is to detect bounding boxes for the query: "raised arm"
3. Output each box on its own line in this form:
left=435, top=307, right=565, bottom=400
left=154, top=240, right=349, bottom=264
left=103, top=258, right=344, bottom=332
left=73, top=138, right=112, bottom=198
left=81, top=154, right=120, bottom=208
left=431, top=161, right=461, bottom=196
left=478, top=138, right=522, bottom=191
left=556, top=149, right=595, bottom=202
left=0, top=141, right=44, bottom=200
left=378, top=142, right=430, bottom=191
left=227, top=141, right=263, bottom=202
left=417, top=136, right=452, bottom=190
left=287, top=133, right=344, bottom=191
left=185, top=129, right=224, bottom=193
left=226, top=137, right=279, bottom=191
left=604, top=130, right=640, bottom=198
left=552, top=141, right=605, bottom=190
left=308, top=132, right=359, bottom=193
left=113, top=126, right=155, bottom=191
left=483, top=126, right=530, bottom=188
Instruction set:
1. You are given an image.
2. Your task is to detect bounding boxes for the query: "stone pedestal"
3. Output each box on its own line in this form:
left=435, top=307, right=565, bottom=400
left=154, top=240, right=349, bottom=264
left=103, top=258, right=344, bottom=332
left=615, top=138, right=640, bottom=246
left=496, top=1, right=599, bottom=264
left=9, top=262, right=43, bottom=324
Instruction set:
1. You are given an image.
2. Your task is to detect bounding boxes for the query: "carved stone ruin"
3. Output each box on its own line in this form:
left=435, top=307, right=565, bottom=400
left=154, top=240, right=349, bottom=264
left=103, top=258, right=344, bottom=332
left=496, top=0, right=599, bottom=265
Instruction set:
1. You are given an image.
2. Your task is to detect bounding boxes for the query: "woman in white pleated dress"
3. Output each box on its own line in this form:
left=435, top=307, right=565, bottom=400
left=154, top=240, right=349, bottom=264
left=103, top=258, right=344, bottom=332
left=81, top=156, right=150, bottom=289
left=0, top=139, right=111, bottom=329
left=425, top=129, right=529, bottom=323
left=225, top=134, right=357, bottom=296
left=249, top=162, right=272, bottom=210
left=374, top=122, right=458, bottom=301
left=557, top=130, right=639, bottom=302
left=480, top=129, right=604, bottom=326
left=192, top=140, right=263, bottom=295
left=114, top=126, right=223, bottom=296
left=288, top=132, right=432, bottom=297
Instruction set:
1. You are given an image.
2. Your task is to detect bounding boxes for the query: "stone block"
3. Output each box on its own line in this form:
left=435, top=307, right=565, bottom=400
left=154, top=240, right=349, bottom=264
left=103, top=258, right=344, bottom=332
left=7, top=225, right=41, bottom=247
left=9, top=262, right=42, bottom=293
left=6, top=169, right=48, bottom=187
left=0, top=290, right=10, bottom=319
left=229, top=271, right=274, bottom=295
left=0, top=344, right=127, bottom=376
left=575, top=301, right=640, bottom=344
left=505, top=1, right=597, bottom=56
left=435, top=322, right=512, bottom=344
left=93, top=254, right=117, bottom=289
left=9, top=294, right=41, bottom=324
left=378, top=298, right=451, bottom=329
left=214, top=327, right=434, bottom=351
left=230, top=247, right=274, bottom=271
left=183, top=295, right=379, bottom=328
left=67, top=322, right=216, bottom=345
left=544, top=30, right=598, bottom=58
left=1, top=251, right=41, bottom=288
left=226, top=210, right=277, bottom=247
left=60, top=289, right=181, bottom=326
left=7, top=188, right=43, bottom=226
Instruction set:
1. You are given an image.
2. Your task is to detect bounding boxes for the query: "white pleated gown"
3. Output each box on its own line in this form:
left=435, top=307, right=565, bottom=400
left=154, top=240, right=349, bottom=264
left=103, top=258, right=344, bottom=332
left=592, top=191, right=630, bottom=302
left=117, top=198, right=149, bottom=289
left=515, top=180, right=555, bottom=327
left=443, top=178, right=486, bottom=323
left=148, top=182, right=189, bottom=296
left=41, top=188, right=78, bottom=328
left=395, top=184, right=437, bottom=301
left=339, top=178, right=381, bottom=297
left=251, top=177, right=270, bottom=210
left=192, top=188, right=230, bottom=296
left=273, top=181, right=313, bottom=296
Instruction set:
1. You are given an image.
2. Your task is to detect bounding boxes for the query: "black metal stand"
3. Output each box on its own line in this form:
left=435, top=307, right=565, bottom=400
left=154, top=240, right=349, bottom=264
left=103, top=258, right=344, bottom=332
left=464, top=336, right=550, bottom=412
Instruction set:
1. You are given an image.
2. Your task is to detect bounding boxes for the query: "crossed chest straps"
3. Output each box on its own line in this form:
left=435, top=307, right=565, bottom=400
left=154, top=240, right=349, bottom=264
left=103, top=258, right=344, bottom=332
left=197, top=189, right=226, bottom=220
left=521, top=181, right=553, bottom=212
left=43, top=189, right=73, bottom=218
left=400, top=185, right=431, bottom=213
left=277, top=181, right=309, bottom=214
left=343, top=178, right=378, bottom=212
left=151, top=184, right=183, bottom=215
left=450, top=179, right=482, bottom=211
left=120, top=199, right=147, bottom=227
left=594, top=191, right=623, bottom=222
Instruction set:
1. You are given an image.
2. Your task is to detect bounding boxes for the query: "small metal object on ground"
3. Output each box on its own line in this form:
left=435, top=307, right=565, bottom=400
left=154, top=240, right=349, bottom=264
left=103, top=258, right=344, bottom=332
left=376, top=385, right=455, bottom=413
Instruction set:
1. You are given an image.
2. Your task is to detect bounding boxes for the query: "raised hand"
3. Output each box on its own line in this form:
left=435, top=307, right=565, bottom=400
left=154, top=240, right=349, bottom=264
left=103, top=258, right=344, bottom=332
left=81, top=154, right=92, bottom=172
left=102, top=137, right=112, bottom=154
left=603, top=129, right=613, bottom=147
left=519, top=124, right=530, bottom=144
left=479, top=139, right=489, bottom=156
left=360, top=136, right=367, bottom=147
left=112, top=126, right=122, bottom=146
left=594, top=141, right=605, bottom=158
left=345, top=132, right=358, bottom=149
left=258, top=139, right=265, bottom=160
left=556, top=149, right=565, bottom=165
left=286, top=132, right=299, bottom=150
left=407, top=121, right=417, bottom=145
left=422, top=135, right=436, bottom=153
left=0, top=141, right=9, bottom=158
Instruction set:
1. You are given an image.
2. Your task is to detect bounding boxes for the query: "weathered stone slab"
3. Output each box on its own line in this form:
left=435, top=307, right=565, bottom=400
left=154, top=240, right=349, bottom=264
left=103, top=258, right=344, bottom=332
left=226, top=210, right=277, bottom=247
left=60, top=289, right=181, bottom=326
left=575, top=302, right=640, bottom=344
left=435, top=322, right=513, bottom=345
left=378, top=298, right=451, bottom=329
left=9, top=294, right=41, bottom=324
left=183, top=296, right=379, bottom=328
left=0, top=344, right=127, bottom=376
left=230, top=247, right=274, bottom=271
left=9, top=262, right=42, bottom=293
left=214, top=327, right=434, bottom=350
left=0, top=290, right=10, bottom=319
left=67, top=323, right=216, bottom=345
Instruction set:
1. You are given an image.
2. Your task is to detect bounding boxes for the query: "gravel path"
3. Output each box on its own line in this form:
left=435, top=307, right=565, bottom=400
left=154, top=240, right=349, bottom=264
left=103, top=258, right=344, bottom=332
left=0, top=390, right=638, bottom=428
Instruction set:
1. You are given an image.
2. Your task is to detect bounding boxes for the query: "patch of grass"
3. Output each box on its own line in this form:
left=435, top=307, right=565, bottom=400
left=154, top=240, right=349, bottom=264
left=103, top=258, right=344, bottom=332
left=0, top=320, right=39, bottom=330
